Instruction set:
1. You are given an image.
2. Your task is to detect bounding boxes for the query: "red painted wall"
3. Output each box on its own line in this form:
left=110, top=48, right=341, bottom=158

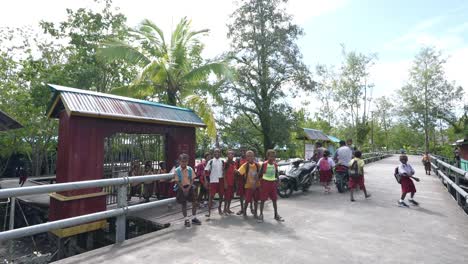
left=49, top=111, right=196, bottom=221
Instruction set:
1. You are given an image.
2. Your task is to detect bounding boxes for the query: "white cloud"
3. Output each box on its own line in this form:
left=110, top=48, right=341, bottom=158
left=369, top=59, right=412, bottom=99
left=287, top=0, right=348, bottom=24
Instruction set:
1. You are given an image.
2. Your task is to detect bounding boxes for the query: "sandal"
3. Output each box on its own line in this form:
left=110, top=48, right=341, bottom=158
left=257, top=214, right=264, bottom=223
left=274, top=215, right=284, bottom=222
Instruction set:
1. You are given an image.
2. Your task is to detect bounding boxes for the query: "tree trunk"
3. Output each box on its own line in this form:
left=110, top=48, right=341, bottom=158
left=424, top=81, right=430, bottom=152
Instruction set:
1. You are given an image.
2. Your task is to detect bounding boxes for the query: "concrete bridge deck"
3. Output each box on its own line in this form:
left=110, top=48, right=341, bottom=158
left=55, top=155, right=468, bottom=264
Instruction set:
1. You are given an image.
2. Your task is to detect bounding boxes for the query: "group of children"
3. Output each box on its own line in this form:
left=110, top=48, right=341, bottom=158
left=174, top=148, right=284, bottom=227
left=315, top=140, right=421, bottom=207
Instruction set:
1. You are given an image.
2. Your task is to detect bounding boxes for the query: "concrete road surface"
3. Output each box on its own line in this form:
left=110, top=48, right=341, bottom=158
left=54, top=155, right=468, bottom=264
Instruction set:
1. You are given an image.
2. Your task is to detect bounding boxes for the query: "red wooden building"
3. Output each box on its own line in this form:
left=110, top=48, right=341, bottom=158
left=46, top=84, right=205, bottom=237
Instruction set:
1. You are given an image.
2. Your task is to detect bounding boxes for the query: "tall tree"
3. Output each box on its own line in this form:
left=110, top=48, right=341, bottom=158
left=374, top=96, right=393, bottom=149
left=399, top=47, right=464, bottom=152
left=98, top=17, right=229, bottom=138
left=41, top=0, right=135, bottom=92
left=225, top=0, right=314, bottom=154
left=335, top=46, right=377, bottom=146
left=315, top=64, right=338, bottom=125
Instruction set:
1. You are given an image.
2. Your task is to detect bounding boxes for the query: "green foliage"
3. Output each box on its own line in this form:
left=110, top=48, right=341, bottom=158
left=225, top=0, right=314, bottom=154
left=40, top=0, right=135, bottom=92
left=335, top=46, right=377, bottom=147
left=99, top=17, right=230, bottom=138
left=399, top=47, right=464, bottom=152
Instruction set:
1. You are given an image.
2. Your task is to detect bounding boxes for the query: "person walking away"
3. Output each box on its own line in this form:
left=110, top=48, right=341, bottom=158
left=397, top=155, right=420, bottom=208
left=422, top=152, right=431, bottom=175
left=334, top=140, right=353, bottom=183
left=346, top=139, right=355, bottom=156
left=235, top=149, right=248, bottom=215
left=258, top=150, right=284, bottom=223
left=318, top=150, right=335, bottom=193
left=223, top=150, right=237, bottom=214
left=17, top=166, right=28, bottom=187
left=237, top=150, right=261, bottom=218
left=143, top=161, right=155, bottom=202
left=174, top=153, right=201, bottom=227
left=204, top=148, right=225, bottom=218
left=195, top=152, right=211, bottom=208
left=312, top=142, right=326, bottom=162
left=348, top=151, right=371, bottom=202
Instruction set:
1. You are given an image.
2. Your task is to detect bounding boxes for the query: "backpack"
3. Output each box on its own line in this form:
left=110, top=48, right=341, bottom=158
left=394, top=166, right=401, bottom=184
left=319, top=158, right=331, bottom=171
left=348, top=160, right=360, bottom=178
left=259, top=162, right=278, bottom=179
left=176, top=166, right=193, bottom=182
left=245, top=162, right=260, bottom=177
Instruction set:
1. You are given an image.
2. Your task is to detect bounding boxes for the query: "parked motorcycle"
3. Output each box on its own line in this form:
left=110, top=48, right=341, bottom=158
left=277, top=160, right=317, bottom=198
left=334, top=165, right=349, bottom=193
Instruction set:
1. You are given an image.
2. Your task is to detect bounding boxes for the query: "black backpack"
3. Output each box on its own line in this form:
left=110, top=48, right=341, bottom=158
left=394, top=167, right=401, bottom=184
left=348, top=160, right=360, bottom=178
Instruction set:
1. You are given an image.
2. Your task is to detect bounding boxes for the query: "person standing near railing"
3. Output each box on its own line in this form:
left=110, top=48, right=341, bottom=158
left=127, top=161, right=141, bottom=201
left=422, top=152, right=431, bottom=175
left=174, top=153, right=202, bottom=227
left=17, top=166, right=28, bottom=187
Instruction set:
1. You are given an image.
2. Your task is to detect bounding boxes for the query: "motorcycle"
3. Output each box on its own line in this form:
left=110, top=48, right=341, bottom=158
left=277, top=159, right=317, bottom=198
left=334, top=164, right=349, bottom=193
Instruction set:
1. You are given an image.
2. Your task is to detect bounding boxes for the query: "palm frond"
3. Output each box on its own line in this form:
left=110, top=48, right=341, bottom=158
left=183, top=61, right=232, bottom=83
left=98, top=40, right=150, bottom=66
left=183, top=94, right=217, bottom=139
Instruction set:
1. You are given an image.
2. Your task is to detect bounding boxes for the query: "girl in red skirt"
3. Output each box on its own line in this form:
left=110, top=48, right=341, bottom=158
left=397, top=155, right=420, bottom=207
left=318, top=150, right=335, bottom=193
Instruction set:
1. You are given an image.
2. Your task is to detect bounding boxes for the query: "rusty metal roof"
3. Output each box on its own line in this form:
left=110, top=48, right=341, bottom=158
left=0, top=110, right=22, bottom=131
left=46, top=84, right=206, bottom=127
left=299, top=128, right=330, bottom=141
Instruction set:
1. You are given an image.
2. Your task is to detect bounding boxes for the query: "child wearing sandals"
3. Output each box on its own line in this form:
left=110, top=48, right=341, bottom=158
left=318, top=150, right=335, bottom=193
left=257, top=149, right=284, bottom=223
left=174, top=154, right=202, bottom=227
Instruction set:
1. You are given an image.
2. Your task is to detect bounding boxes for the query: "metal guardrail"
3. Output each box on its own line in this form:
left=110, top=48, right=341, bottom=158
left=0, top=173, right=174, bottom=243
left=430, top=155, right=468, bottom=211
left=0, top=152, right=394, bottom=244
left=362, top=152, right=393, bottom=164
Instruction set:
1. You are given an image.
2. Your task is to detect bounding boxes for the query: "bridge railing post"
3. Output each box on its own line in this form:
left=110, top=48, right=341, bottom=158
left=116, top=184, right=128, bottom=244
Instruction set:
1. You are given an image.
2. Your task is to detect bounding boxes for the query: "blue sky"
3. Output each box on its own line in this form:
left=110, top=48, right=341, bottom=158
left=1, top=0, right=467, bottom=107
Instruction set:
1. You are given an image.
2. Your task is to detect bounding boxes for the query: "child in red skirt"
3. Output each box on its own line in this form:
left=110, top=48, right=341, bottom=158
left=398, top=155, right=420, bottom=207
left=223, top=150, right=237, bottom=214
left=348, top=151, right=371, bottom=202
left=258, top=149, right=284, bottom=223
left=318, top=150, right=335, bottom=193
left=235, top=149, right=248, bottom=215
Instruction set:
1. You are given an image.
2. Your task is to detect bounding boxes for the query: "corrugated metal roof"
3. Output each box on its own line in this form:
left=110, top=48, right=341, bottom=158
left=327, top=135, right=341, bottom=143
left=0, top=110, right=22, bottom=131
left=300, top=128, right=330, bottom=141
left=46, top=84, right=206, bottom=127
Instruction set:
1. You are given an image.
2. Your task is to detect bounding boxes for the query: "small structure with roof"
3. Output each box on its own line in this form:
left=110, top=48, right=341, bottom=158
left=46, top=84, right=205, bottom=238
left=297, top=128, right=341, bottom=159
left=0, top=110, right=22, bottom=131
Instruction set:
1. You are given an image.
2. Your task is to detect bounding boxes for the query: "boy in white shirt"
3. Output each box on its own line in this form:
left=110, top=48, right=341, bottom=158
left=204, top=148, right=225, bottom=217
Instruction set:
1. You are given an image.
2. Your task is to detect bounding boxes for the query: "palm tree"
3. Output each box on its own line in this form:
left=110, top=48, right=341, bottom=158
left=98, top=17, right=230, bottom=138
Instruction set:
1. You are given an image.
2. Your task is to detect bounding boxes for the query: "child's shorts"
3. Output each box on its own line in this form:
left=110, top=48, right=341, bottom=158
left=245, top=188, right=260, bottom=203
left=210, top=179, right=225, bottom=198
left=260, top=179, right=278, bottom=201
left=176, top=185, right=195, bottom=204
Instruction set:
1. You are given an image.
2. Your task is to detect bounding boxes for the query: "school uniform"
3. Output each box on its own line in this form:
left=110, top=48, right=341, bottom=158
left=348, top=158, right=365, bottom=189
left=260, top=162, right=278, bottom=202
left=238, top=162, right=261, bottom=203
left=318, top=157, right=335, bottom=183
left=205, top=158, right=225, bottom=198
left=236, top=158, right=248, bottom=196
left=174, top=166, right=196, bottom=204
left=224, top=161, right=237, bottom=202
left=398, top=163, right=417, bottom=193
